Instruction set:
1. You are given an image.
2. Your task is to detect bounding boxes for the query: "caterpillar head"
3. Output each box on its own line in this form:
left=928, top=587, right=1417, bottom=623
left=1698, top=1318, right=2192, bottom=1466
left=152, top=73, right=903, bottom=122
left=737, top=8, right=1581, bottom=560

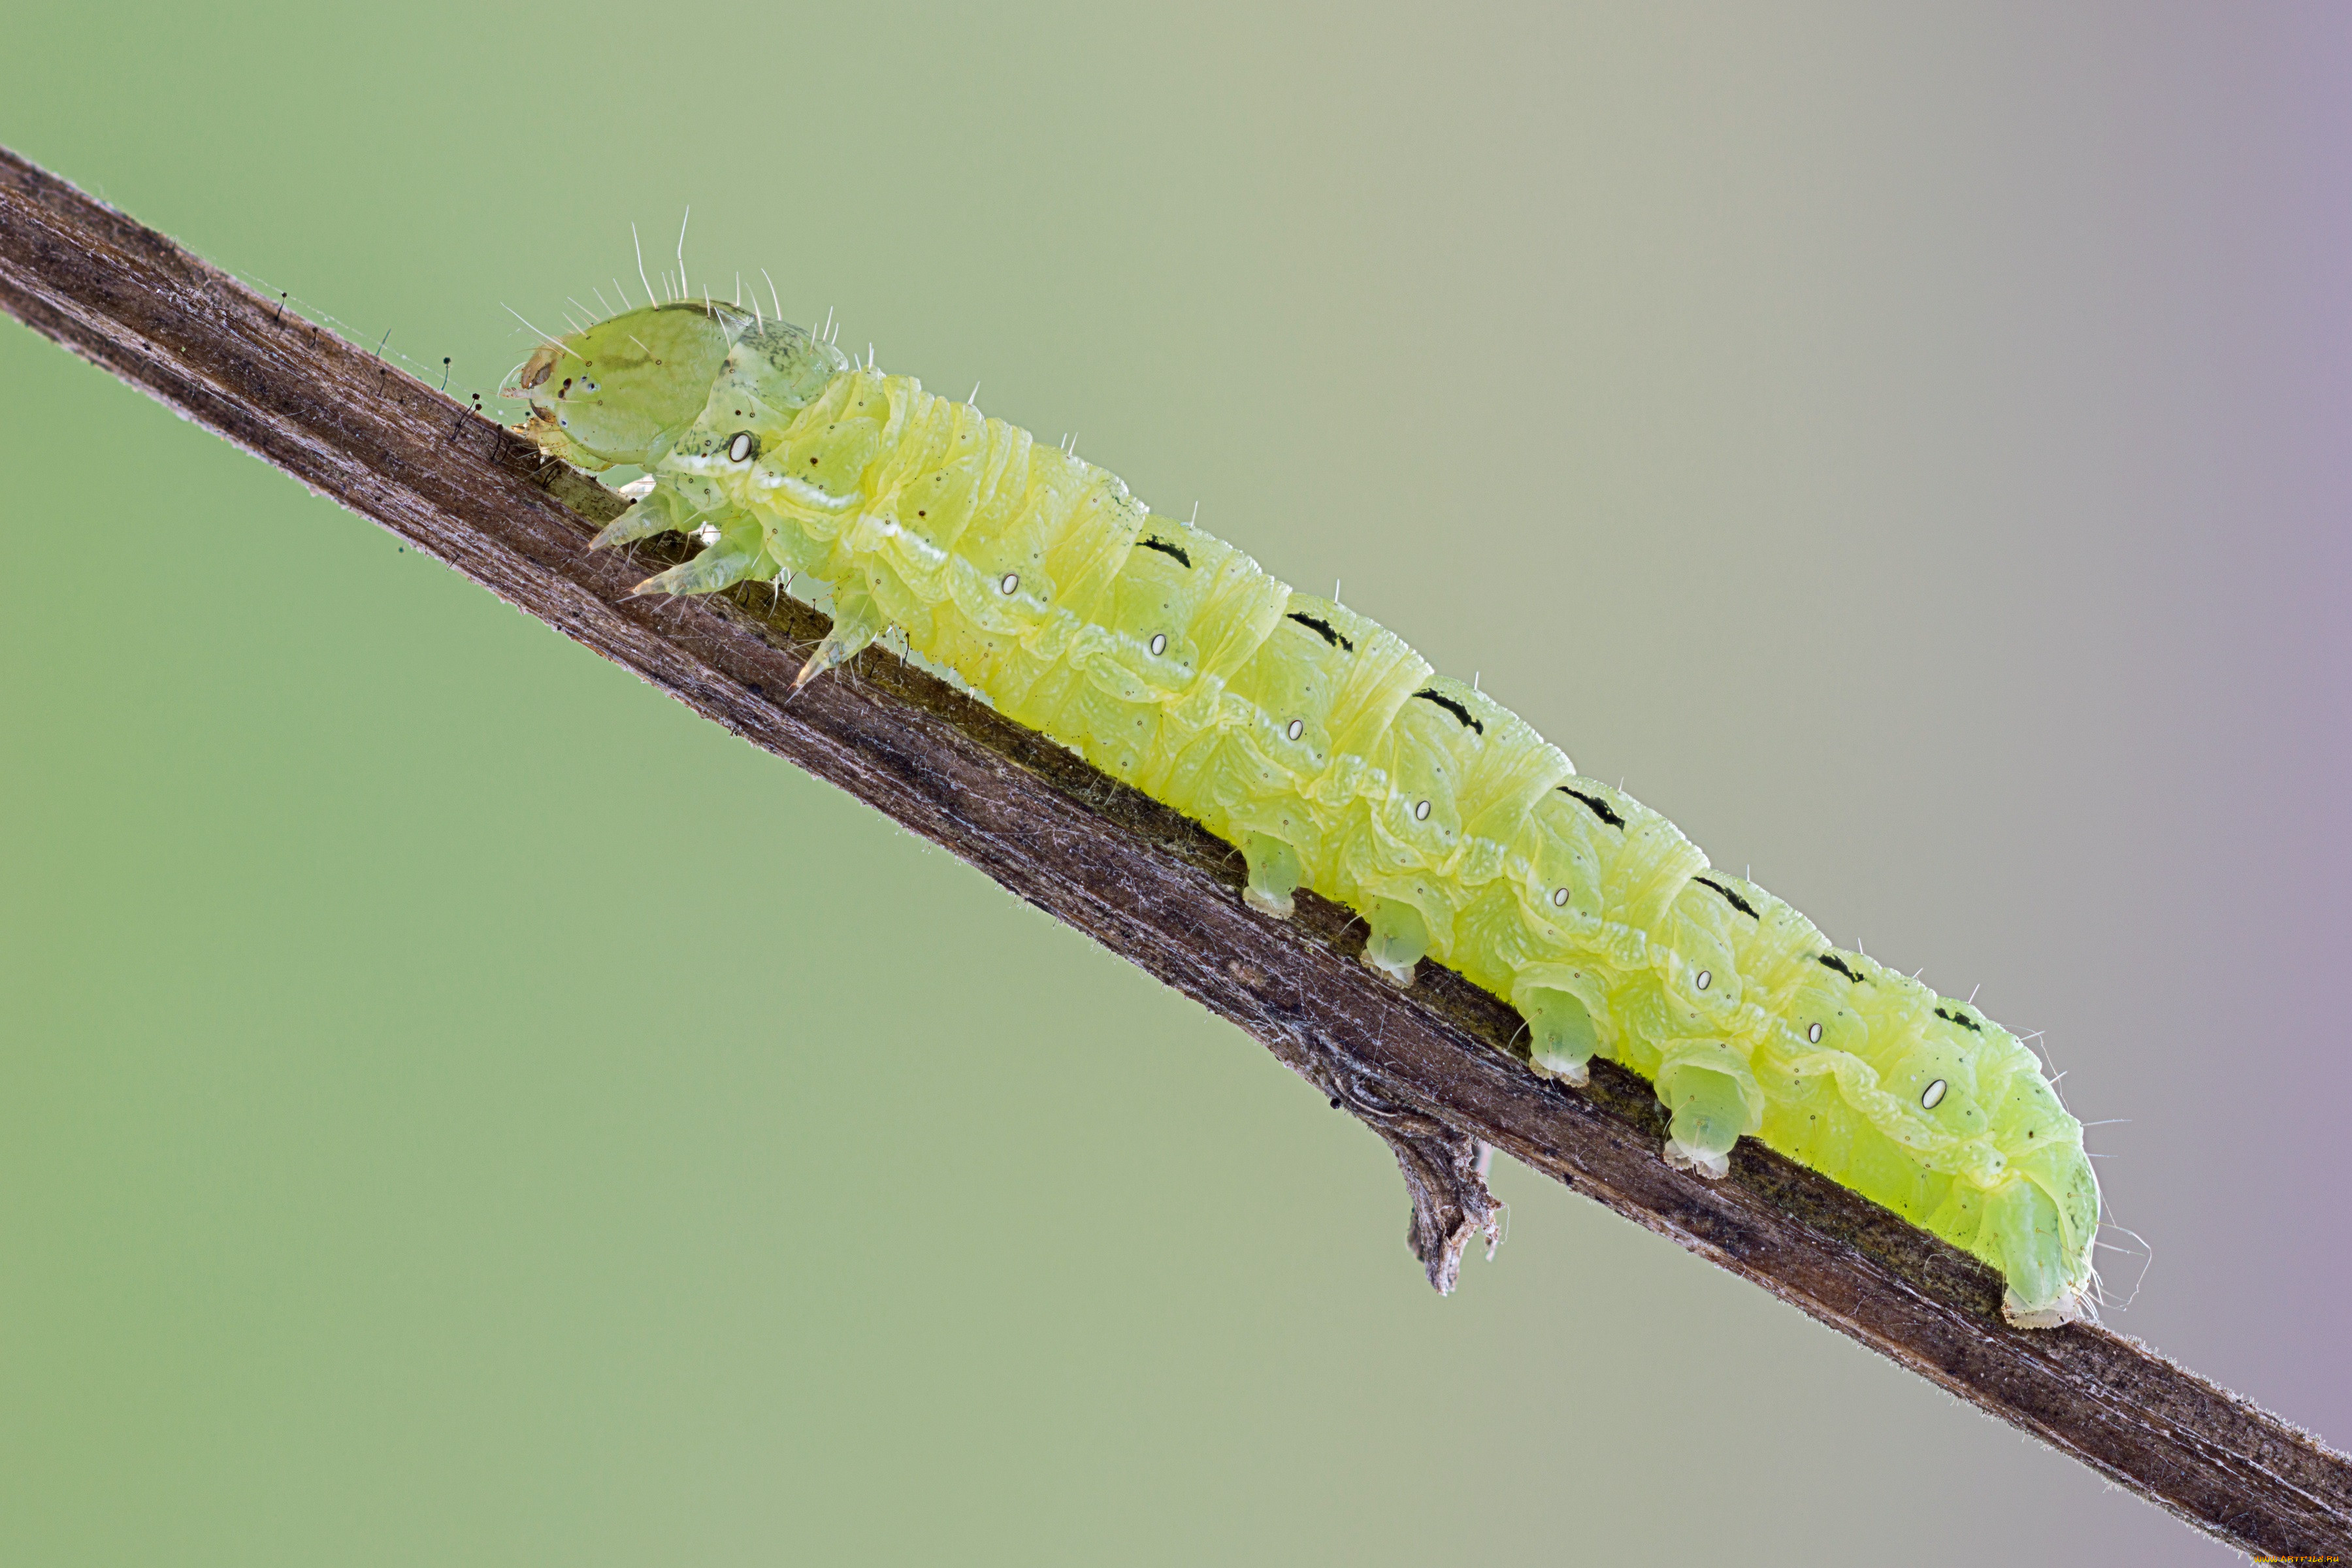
left=510, top=302, right=748, bottom=469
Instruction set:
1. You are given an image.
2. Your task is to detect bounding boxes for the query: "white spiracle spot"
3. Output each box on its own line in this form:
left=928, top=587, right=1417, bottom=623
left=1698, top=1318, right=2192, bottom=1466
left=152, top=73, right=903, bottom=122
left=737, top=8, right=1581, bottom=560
left=1286, top=719, right=1304, bottom=742
left=727, top=431, right=754, bottom=462
left=1806, top=1022, right=1823, bottom=1044
left=999, top=572, right=1019, bottom=595
left=1921, top=1079, right=1948, bottom=1110
left=1149, top=632, right=1168, bottom=656
left=1551, top=887, right=1569, bottom=908
left=1696, top=970, right=1711, bottom=990
left=1413, top=800, right=1431, bottom=821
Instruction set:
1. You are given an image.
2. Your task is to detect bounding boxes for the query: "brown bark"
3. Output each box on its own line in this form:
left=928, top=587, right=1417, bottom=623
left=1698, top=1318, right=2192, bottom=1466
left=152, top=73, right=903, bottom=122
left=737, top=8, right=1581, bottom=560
left=3, top=143, right=2345, bottom=1560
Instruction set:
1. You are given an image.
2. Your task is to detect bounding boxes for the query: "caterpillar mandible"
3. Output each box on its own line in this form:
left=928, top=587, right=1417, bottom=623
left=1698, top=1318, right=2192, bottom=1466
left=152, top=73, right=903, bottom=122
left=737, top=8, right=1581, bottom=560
left=508, top=295, right=2102, bottom=1329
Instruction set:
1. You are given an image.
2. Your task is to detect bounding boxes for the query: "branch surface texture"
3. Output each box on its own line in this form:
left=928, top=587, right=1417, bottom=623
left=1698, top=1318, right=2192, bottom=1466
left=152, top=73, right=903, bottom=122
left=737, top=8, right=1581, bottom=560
left=3, top=144, right=2344, bottom=1561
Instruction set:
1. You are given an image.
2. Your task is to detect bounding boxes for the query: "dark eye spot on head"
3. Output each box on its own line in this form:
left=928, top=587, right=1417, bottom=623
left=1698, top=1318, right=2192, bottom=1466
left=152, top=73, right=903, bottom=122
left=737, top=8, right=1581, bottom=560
left=1286, top=612, right=1352, bottom=651
left=1935, top=1006, right=1984, bottom=1033
left=1557, top=787, right=1625, bottom=828
left=1138, top=536, right=1192, bottom=568
left=1414, top=689, right=1484, bottom=734
left=1694, top=876, right=1759, bottom=919
left=1818, top=953, right=1863, bottom=983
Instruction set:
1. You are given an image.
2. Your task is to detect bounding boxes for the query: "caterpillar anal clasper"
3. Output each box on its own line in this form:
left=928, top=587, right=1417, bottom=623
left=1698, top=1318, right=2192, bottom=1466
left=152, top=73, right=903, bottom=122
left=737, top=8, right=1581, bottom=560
left=513, top=299, right=2101, bottom=1329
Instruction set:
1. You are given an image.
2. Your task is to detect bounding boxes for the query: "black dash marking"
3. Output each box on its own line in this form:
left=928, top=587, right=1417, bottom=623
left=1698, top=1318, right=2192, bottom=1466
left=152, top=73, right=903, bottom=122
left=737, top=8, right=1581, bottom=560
left=1818, top=953, right=1863, bottom=983
left=1138, top=536, right=1192, bottom=568
left=1414, top=689, right=1484, bottom=733
left=1287, top=612, right=1353, bottom=651
left=1695, top=876, right=1758, bottom=919
left=1558, top=787, right=1625, bottom=828
left=1935, top=1006, right=1984, bottom=1033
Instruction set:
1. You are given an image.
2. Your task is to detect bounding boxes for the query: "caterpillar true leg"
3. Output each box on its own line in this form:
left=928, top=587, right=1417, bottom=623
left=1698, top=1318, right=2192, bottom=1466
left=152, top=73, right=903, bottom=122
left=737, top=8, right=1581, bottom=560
left=591, top=483, right=694, bottom=550
left=632, top=511, right=771, bottom=598
left=795, top=570, right=888, bottom=689
left=1240, top=831, right=1302, bottom=917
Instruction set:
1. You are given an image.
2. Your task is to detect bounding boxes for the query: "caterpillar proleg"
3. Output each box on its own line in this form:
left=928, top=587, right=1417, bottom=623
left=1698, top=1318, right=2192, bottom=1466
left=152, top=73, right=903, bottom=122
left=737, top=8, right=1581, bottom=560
left=510, top=297, right=2102, bottom=1328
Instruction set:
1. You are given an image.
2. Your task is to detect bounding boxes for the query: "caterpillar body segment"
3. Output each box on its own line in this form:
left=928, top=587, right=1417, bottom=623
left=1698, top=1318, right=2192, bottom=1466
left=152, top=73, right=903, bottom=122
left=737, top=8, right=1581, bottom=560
left=512, top=301, right=2100, bottom=1327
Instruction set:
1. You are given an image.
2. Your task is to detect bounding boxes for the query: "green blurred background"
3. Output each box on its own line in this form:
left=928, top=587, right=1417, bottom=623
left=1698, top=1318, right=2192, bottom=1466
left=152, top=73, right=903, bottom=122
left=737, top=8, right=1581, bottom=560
left=5, top=4, right=2347, bottom=1563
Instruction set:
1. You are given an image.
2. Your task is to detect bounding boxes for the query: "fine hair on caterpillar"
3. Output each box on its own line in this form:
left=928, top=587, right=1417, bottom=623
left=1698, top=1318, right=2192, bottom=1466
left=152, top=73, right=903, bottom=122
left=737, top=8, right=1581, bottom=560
left=506, top=283, right=2107, bottom=1330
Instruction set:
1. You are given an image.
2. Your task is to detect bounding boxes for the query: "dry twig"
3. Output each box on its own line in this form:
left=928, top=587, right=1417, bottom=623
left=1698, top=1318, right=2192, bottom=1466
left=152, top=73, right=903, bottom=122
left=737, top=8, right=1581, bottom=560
left=3, top=144, right=2345, bottom=1560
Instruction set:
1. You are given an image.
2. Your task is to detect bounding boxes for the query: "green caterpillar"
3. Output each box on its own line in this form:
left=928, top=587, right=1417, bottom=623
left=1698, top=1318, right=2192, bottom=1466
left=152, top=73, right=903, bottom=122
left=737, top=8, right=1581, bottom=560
left=510, top=296, right=2101, bottom=1328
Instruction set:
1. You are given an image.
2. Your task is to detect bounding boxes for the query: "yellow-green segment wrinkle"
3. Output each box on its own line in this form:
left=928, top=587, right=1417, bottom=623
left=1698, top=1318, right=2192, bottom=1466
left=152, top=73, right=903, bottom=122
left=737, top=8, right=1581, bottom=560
left=512, top=299, right=2099, bottom=1327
